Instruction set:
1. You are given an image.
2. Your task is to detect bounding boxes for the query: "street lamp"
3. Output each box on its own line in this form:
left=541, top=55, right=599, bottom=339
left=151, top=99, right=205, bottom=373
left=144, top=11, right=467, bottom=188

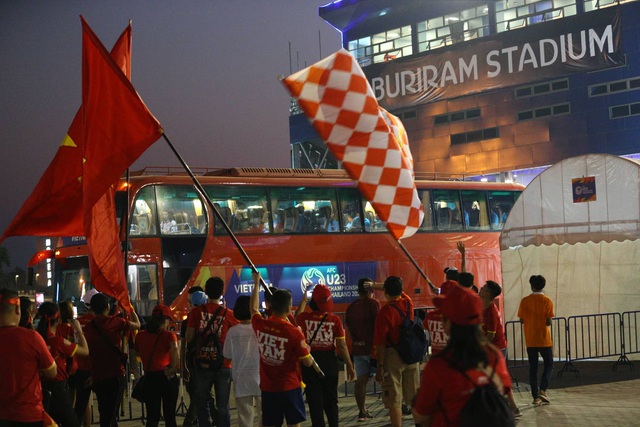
left=14, top=274, right=19, bottom=287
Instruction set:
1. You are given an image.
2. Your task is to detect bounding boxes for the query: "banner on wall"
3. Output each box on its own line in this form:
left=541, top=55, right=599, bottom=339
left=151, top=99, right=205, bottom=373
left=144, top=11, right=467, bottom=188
left=365, top=7, right=624, bottom=110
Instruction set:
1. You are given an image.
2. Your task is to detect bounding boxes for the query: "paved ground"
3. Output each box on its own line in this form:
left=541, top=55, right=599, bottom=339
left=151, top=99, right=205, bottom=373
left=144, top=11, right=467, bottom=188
left=114, top=360, right=640, bottom=426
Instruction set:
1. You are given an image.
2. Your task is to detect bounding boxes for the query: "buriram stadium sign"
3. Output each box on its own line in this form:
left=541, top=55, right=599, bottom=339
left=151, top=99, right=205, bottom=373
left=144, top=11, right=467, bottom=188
left=365, top=7, right=625, bottom=110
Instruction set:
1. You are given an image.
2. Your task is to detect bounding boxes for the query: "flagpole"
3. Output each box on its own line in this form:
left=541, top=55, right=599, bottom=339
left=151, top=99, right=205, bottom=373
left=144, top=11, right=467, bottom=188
left=396, top=239, right=439, bottom=294
left=160, top=133, right=271, bottom=294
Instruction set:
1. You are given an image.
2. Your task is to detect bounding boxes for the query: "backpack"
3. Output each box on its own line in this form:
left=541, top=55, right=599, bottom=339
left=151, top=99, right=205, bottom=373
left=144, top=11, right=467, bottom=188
left=457, top=362, right=515, bottom=427
left=390, top=304, right=427, bottom=364
left=194, top=306, right=226, bottom=371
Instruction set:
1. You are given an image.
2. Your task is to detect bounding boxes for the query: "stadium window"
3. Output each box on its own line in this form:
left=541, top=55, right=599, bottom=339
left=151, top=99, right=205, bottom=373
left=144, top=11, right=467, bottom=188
left=610, top=105, right=630, bottom=118
left=517, top=103, right=570, bottom=121
left=450, top=127, right=499, bottom=144
left=589, top=77, right=640, bottom=98
left=515, top=78, right=569, bottom=98
left=434, top=108, right=482, bottom=125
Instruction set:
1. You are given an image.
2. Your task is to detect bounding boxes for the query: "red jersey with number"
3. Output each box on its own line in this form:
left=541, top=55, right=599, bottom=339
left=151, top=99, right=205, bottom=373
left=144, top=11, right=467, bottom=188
left=135, top=329, right=177, bottom=372
left=0, top=327, right=55, bottom=423
left=251, top=313, right=310, bottom=392
left=187, top=302, right=239, bottom=369
left=482, top=303, right=507, bottom=350
left=297, top=311, right=345, bottom=352
left=423, top=309, right=448, bottom=355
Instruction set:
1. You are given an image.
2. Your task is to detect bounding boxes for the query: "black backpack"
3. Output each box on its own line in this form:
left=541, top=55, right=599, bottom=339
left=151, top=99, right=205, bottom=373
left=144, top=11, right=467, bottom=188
left=457, top=362, right=515, bottom=427
left=194, top=306, right=226, bottom=371
left=390, top=304, right=427, bottom=365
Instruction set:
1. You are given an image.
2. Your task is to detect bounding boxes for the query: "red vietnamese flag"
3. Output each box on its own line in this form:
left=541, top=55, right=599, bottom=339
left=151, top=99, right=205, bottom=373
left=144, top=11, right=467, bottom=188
left=81, top=17, right=161, bottom=209
left=283, top=49, right=423, bottom=240
left=81, top=17, right=161, bottom=311
left=0, top=24, right=135, bottom=242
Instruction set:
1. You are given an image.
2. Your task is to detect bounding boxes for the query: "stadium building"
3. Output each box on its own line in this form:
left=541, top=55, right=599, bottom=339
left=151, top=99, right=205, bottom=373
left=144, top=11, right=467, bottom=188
left=290, top=0, right=640, bottom=185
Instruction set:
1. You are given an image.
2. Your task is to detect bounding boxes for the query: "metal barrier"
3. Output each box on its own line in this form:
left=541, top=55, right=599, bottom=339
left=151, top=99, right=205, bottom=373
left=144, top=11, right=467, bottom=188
left=504, top=317, right=568, bottom=373
left=506, top=312, right=636, bottom=380
left=617, top=310, right=640, bottom=370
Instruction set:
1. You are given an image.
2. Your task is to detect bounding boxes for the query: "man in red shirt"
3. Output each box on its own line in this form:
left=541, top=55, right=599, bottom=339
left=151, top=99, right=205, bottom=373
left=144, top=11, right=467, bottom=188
left=0, top=288, right=57, bottom=426
left=345, top=277, right=380, bottom=421
left=373, top=276, right=420, bottom=427
left=85, top=293, right=140, bottom=427
left=185, top=277, right=239, bottom=427
left=250, top=271, right=313, bottom=427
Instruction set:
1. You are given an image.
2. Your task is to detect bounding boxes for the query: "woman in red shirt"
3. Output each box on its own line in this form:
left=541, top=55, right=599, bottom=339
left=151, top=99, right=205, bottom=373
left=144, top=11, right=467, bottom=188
left=37, top=302, right=89, bottom=427
left=134, top=304, right=179, bottom=427
left=412, top=286, right=512, bottom=427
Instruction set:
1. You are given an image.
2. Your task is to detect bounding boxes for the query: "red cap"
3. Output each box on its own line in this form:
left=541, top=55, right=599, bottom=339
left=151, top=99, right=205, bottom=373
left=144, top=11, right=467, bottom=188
left=312, top=284, right=334, bottom=312
left=152, top=304, right=174, bottom=320
left=433, top=285, right=482, bottom=326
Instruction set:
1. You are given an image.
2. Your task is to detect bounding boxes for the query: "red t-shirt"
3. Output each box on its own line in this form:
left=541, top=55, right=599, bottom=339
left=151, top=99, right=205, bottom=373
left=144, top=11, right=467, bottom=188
left=373, top=292, right=414, bottom=347
left=75, top=313, right=94, bottom=371
left=296, top=311, right=345, bottom=352
left=251, top=313, right=310, bottom=392
left=482, top=303, right=507, bottom=350
left=413, top=346, right=512, bottom=427
left=345, top=297, right=380, bottom=356
left=135, top=329, right=177, bottom=372
left=0, top=327, right=55, bottom=423
left=45, top=334, right=78, bottom=381
left=423, top=309, right=448, bottom=355
left=187, top=302, right=239, bottom=369
left=85, top=315, right=129, bottom=383
left=56, top=322, right=78, bottom=375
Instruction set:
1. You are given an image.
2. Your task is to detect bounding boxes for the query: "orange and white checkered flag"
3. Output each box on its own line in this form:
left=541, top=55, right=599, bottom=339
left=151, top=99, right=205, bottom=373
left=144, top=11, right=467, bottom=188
left=283, top=49, right=424, bottom=240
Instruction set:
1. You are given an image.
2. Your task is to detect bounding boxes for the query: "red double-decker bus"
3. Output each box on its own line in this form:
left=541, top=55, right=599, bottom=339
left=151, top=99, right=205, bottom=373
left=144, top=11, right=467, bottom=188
left=52, top=167, right=522, bottom=319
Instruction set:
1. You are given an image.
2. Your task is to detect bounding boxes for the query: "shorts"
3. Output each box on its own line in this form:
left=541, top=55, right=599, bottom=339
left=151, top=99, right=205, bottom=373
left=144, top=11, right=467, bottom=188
left=380, top=347, right=419, bottom=409
left=353, top=355, right=375, bottom=378
left=261, top=387, right=306, bottom=426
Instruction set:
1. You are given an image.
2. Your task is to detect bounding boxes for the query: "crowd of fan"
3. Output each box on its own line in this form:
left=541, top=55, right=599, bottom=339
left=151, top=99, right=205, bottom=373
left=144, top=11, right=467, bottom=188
left=0, top=247, right=554, bottom=427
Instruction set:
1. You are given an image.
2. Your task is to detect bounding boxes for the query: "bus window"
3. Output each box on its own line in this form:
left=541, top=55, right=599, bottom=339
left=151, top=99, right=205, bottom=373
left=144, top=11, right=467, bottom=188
left=271, top=187, right=339, bottom=233
left=156, top=185, right=206, bottom=235
left=418, top=190, right=435, bottom=231
left=364, top=201, right=387, bottom=232
left=339, top=188, right=368, bottom=232
left=128, top=263, right=158, bottom=317
left=130, top=186, right=157, bottom=236
left=205, top=186, right=269, bottom=234
left=461, top=190, right=489, bottom=230
left=488, top=190, right=520, bottom=230
left=432, top=190, right=462, bottom=231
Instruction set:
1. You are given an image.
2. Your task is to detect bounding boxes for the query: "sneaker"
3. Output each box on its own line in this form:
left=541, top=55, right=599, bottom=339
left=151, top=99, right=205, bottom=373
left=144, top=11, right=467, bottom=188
left=357, top=410, right=374, bottom=422
left=538, top=390, right=551, bottom=404
left=532, top=397, right=543, bottom=406
left=513, top=408, right=523, bottom=418
left=402, top=404, right=412, bottom=416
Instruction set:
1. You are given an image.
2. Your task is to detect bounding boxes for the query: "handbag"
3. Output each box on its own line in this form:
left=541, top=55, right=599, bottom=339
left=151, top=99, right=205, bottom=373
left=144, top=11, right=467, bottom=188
left=132, top=334, right=161, bottom=403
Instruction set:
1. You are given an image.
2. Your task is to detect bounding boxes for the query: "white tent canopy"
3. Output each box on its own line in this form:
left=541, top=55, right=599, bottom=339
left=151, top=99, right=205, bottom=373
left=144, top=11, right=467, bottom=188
left=501, top=154, right=640, bottom=321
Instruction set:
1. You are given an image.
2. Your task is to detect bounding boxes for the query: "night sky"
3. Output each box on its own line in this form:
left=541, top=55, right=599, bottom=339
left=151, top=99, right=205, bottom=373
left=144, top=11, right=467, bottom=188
left=0, top=1, right=341, bottom=268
